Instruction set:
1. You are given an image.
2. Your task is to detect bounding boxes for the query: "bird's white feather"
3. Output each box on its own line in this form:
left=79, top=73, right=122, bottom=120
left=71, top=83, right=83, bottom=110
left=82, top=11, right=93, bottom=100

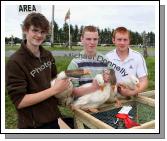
left=121, top=75, right=139, bottom=89
left=107, top=85, right=117, bottom=102
left=57, top=71, right=67, bottom=79
left=73, top=74, right=111, bottom=109
left=73, top=84, right=111, bottom=109
left=94, top=74, right=104, bottom=86
left=51, top=71, right=73, bottom=106
left=78, top=74, right=104, bottom=88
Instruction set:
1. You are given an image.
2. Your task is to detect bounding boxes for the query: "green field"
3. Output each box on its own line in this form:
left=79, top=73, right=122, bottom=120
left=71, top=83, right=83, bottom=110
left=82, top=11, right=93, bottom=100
left=5, top=45, right=155, bottom=129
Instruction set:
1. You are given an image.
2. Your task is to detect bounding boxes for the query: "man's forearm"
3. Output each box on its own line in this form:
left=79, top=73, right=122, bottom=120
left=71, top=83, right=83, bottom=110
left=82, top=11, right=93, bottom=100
left=138, top=76, right=148, bottom=93
left=72, top=85, right=98, bottom=97
left=17, top=87, right=57, bottom=109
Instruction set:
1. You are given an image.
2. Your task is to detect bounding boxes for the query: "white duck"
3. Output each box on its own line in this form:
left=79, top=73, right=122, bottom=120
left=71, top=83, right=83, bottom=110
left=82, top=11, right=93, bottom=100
left=51, top=69, right=91, bottom=106
left=72, top=70, right=112, bottom=113
left=119, top=75, right=140, bottom=90
left=116, top=75, right=140, bottom=100
left=51, top=71, right=73, bottom=106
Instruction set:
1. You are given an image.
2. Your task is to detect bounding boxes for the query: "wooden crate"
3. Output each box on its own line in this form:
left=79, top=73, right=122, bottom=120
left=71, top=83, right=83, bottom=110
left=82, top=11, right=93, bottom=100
left=73, top=90, right=155, bottom=129
left=139, top=90, right=155, bottom=99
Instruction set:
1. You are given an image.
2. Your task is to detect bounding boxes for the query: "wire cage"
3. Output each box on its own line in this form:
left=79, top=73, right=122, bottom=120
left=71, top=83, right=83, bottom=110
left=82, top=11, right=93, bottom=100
left=73, top=90, right=155, bottom=129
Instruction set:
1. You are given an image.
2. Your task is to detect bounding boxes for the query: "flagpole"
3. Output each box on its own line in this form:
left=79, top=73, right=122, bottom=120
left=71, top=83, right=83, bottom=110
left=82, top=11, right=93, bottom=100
left=65, top=8, right=71, bottom=49
left=51, top=5, right=54, bottom=47
left=68, top=12, right=71, bottom=49
left=68, top=17, right=71, bottom=49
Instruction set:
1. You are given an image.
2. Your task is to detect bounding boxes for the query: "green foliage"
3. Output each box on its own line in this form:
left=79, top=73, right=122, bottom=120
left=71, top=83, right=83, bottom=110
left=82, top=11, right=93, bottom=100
left=58, top=106, right=74, bottom=118
left=136, top=102, right=155, bottom=124
left=54, top=56, right=73, bottom=72
left=145, top=57, right=155, bottom=90
left=5, top=44, right=20, bottom=51
left=5, top=91, right=17, bottom=128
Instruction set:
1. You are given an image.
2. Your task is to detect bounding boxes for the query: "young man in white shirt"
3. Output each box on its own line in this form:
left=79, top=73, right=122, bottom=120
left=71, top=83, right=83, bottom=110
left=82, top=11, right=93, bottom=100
left=105, top=27, right=148, bottom=96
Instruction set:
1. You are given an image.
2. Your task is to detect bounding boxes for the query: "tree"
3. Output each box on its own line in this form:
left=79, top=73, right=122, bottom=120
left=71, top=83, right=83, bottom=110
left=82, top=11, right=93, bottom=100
left=73, top=25, right=79, bottom=43
left=147, top=32, right=155, bottom=47
left=79, top=25, right=84, bottom=38
left=13, top=37, right=22, bottom=44
left=53, top=21, right=59, bottom=43
left=107, top=28, right=112, bottom=44
left=63, top=23, right=69, bottom=45
left=99, top=29, right=104, bottom=44
left=70, top=24, right=74, bottom=43
left=58, top=28, right=63, bottom=44
left=5, top=37, right=10, bottom=44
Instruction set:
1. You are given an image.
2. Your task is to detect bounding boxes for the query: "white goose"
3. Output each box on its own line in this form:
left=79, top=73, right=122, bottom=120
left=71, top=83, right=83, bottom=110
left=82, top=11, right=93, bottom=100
left=72, top=69, right=113, bottom=113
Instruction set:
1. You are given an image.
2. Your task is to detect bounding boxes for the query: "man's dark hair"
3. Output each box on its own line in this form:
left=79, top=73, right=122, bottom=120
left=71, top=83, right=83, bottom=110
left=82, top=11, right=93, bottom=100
left=22, top=12, right=50, bottom=33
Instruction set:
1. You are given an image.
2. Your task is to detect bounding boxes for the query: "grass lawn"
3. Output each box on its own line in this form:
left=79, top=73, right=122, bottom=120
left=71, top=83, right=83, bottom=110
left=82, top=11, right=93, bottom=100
left=145, top=57, right=155, bottom=90
left=5, top=46, right=155, bottom=129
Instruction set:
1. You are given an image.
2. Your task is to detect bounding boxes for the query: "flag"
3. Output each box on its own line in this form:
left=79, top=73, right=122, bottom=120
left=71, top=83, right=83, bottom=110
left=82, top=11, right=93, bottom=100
left=64, top=9, right=70, bottom=22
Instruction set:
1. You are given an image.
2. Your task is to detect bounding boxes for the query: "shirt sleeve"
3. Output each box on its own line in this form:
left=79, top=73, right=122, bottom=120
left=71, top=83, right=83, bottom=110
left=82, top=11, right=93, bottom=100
left=67, top=59, right=78, bottom=70
left=136, top=55, right=148, bottom=78
left=6, top=59, right=27, bottom=108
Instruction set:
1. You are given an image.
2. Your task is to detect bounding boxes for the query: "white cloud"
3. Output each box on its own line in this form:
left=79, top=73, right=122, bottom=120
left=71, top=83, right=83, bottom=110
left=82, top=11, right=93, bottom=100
left=5, top=4, right=156, bottom=38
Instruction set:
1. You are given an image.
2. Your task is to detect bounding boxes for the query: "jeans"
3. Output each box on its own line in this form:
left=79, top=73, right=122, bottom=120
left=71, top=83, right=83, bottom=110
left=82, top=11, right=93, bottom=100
left=24, top=118, right=74, bottom=129
left=26, top=119, right=60, bottom=129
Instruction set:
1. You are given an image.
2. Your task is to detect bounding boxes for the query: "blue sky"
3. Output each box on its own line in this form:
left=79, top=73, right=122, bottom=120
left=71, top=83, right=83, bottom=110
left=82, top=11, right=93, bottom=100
left=4, top=2, right=157, bottom=38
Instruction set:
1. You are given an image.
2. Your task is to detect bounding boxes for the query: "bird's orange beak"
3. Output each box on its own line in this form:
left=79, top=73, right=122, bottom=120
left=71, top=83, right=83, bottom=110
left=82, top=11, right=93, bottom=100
left=99, top=85, right=104, bottom=91
left=83, top=69, right=91, bottom=75
left=136, top=83, right=140, bottom=88
left=111, top=85, right=116, bottom=92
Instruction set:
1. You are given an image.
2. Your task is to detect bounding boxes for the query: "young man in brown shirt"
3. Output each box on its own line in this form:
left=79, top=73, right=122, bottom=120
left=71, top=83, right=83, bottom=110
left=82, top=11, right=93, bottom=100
left=6, top=13, right=72, bottom=129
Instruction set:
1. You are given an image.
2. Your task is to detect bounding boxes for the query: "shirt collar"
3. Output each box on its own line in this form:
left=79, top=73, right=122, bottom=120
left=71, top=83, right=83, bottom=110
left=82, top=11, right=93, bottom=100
left=114, top=48, right=134, bottom=62
left=127, top=48, right=134, bottom=60
left=80, top=50, right=99, bottom=57
left=21, top=40, right=48, bottom=58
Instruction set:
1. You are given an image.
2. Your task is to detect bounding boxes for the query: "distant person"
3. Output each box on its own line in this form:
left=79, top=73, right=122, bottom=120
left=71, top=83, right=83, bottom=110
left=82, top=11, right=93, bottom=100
left=67, top=25, right=111, bottom=96
left=138, top=44, right=142, bottom=48
left=106, top=27, right=148, bottom=96
left=6, top=12, right=73, bottom=129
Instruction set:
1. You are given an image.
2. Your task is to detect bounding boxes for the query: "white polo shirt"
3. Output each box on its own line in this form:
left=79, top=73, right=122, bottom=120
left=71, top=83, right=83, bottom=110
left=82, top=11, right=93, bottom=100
left=105, top=48, right=148, bottom=83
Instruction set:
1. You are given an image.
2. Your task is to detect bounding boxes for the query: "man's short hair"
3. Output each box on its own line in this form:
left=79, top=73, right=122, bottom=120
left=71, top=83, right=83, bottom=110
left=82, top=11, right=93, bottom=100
left=112, top=27, right=130, bottom=39
left=22, top=12, right=50, bottom=33
left=81, top=25, right=98, bottom=37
